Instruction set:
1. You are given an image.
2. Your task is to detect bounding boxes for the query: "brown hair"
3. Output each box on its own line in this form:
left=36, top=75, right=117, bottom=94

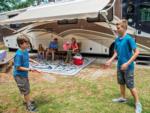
left=116, top=19, right=128, bottom=30
left=38, top=44, right=44, bottom=51
left=71, top=37, right=76, bottom=43
left=17, top=34, right=30, bottom=47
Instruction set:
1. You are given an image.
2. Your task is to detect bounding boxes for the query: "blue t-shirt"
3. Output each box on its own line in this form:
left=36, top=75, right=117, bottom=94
left=13, top=49, right=29, bottom=77
left=114, top=34, right=137, bottom=71
left=49, top=41, right=58, bottom=49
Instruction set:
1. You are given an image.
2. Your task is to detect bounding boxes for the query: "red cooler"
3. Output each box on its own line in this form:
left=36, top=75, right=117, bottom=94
left=73, top=56, right=83, bottom=65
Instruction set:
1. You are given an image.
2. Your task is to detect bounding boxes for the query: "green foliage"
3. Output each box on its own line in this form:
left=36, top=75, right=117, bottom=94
left=0, top=0, right=36, bottom=13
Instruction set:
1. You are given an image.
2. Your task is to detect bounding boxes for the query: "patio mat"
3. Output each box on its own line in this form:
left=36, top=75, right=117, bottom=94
left=30, top=57, right=95, bottom=76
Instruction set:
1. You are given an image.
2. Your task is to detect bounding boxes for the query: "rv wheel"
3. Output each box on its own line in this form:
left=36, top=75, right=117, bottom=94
left=109, top=42, right=115, bottom=57
left=8, top=48, right=17, bottom=52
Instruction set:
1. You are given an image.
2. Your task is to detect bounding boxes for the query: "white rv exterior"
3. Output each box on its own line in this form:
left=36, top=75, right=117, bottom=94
left=3, top=25, right=113, bottom=55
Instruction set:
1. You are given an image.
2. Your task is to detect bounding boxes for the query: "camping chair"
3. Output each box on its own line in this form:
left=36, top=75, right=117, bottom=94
left=46, top=48, right=58, bottom=61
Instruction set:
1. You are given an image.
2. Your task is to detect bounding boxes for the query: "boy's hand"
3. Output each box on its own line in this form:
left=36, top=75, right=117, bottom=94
left=102, top=60, right=112, bottom=69
left=121, top=63, right=129, bottom=71
left=105, top=60, right=112, bottom=67
left=29, top=68, right=41, bottom=73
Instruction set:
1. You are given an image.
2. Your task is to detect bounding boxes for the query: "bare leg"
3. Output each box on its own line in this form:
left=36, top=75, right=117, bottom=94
left=130, top=88, right=139, bottom=103
left=46, top=49, right=50, bottom=60
left=120, top=85, right=126, bottom=98
left=24, top=94, right=31, bottom=105
left=51, top=50, right=55, bottom=61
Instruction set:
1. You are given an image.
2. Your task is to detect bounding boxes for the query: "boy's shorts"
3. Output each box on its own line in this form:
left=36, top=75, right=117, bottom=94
left=14, top=75, right=30, bottom=95
left=117, top=69, right=134, bottom=89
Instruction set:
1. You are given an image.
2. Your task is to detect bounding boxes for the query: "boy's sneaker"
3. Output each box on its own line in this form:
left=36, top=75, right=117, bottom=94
left=112, top=97, right=127, bottom=103
left=26, top=103, right=37, bottom=112
left=23, top=101, right=35, bottom=106
left=135, top=102, right=142, bottom=113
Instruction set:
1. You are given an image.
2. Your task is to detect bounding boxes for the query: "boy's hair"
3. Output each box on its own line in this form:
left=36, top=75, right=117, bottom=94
left=116, top=19, right=128, bottom=30
left=17, top=34, right=30, bottom=47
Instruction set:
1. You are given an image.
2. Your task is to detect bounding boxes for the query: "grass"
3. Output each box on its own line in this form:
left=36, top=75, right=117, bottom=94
left=0, top=65, right=150, bottom=113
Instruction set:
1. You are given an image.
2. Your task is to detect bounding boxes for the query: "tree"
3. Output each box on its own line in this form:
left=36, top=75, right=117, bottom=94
left=0, top=0, right=12, bottom=12
left=0, top=0, right=36, bottom=13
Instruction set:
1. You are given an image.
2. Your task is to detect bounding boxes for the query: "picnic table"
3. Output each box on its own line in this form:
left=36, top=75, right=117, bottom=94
left=0, top=51, right=14, bottom=73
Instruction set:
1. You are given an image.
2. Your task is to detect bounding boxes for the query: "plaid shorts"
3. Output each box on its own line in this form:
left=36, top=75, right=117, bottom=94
left=14, top=75, right=30, bottom=95
left=117, top=69, right=134, bottom=89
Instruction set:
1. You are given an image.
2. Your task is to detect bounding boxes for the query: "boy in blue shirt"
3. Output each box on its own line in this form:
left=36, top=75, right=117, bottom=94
left=14, top=35, right=39, bottom=112
left=106, top=19, right=142, bottom=113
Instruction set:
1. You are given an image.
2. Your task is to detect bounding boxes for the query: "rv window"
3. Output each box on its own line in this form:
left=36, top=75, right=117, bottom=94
left=8, top=14, right=18, bottom=18
left=67, top=19, right=78, bottom=24
left=10, top=24, right=21, bottom=29
left=57, top=19, right=78, bottom=25
left=87, top=17, right=100, bottom=23
left=57, top=19, right=68, bottom=25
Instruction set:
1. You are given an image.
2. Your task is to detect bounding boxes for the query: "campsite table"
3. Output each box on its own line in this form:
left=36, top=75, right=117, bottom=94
left=0, top=52, right=14, bottom=73
left=55, top=51, right=66, bottom=61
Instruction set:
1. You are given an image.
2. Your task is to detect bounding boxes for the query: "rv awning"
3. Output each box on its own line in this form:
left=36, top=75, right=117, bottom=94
left=0, top=0, right=110, bottom=25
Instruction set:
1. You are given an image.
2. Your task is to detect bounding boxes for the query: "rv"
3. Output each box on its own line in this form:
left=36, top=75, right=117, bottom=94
left=0, top=0, right=150, bottom=56
left=3, top=20, right=115, bottom=55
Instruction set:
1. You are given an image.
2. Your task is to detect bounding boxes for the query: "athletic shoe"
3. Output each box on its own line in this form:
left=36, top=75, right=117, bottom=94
left=26, top=103, right=37, bottom=112
left=112, top=97, right=127, bottom=103
left=135, top=102, right=142, bottom=113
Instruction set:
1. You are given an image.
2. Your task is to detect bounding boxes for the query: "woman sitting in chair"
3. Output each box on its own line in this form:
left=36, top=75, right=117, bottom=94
left=64, top=37, right=79, bottom=63
left=71, top=37, right=79, bottom=53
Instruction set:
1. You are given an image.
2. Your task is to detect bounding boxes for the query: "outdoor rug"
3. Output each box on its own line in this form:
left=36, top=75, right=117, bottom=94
left=30, top=57, right=95, bottom=76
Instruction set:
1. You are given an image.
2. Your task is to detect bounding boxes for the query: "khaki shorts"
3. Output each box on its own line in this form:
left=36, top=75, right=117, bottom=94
left=117, top=70, right=134, bottom=89
left=14, top=75, right=30, bottom=95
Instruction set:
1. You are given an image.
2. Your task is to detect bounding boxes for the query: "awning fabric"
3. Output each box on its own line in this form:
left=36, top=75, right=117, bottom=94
left=0, top=0, right=110, bottom=25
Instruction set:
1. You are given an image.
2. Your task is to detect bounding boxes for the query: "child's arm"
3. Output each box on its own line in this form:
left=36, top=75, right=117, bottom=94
left=105, top=50, right=117, bottom=66
left=127, top=49, right=139, bottom=64
left=121, top=49, right=139, bottom=70
left=17, top=66, right=41, bottom=73
left=17, top=66, right=31, bottom=71
left=29, top=58, right=40, bottom=65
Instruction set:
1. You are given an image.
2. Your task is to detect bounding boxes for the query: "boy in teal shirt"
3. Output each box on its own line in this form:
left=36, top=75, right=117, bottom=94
left=106, top=19, right=142, bottom=113
left=14, top=35, right=39, bottom=112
